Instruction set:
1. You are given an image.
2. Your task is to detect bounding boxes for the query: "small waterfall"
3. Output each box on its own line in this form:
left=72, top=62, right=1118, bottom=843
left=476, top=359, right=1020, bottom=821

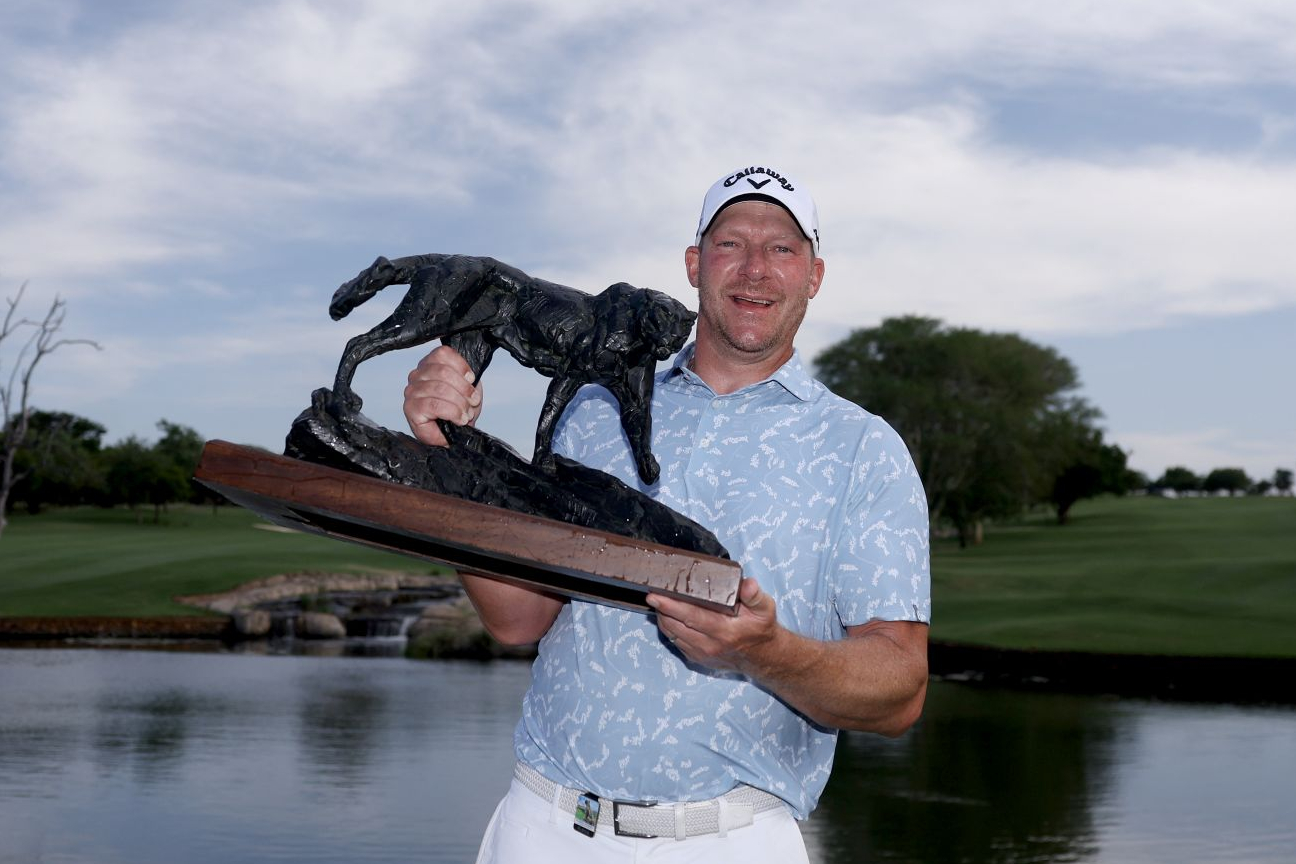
left=249, top=585, right=460, bottom=654
left=344, top=612, right=415, bottom=640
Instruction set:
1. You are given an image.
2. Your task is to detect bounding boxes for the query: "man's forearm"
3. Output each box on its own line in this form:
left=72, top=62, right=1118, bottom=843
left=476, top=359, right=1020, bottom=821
left=746, top=620, right=928, bottom=736
left=458, top=572, right=564, bottom=646
left=648, top=582, right=928, bottom=736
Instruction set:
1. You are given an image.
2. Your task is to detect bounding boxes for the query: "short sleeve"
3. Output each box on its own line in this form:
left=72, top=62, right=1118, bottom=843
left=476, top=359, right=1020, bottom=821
left=830, top=419, right=931, bottom=627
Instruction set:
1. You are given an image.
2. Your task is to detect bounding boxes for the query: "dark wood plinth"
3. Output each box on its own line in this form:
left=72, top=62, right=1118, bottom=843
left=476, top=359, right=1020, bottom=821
left=195, top=441, right=741, bottom=614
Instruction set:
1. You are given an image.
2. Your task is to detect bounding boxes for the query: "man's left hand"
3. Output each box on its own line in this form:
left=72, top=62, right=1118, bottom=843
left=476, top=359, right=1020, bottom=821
left=645, top=577, right=782, bottom=675
left=647, top=578, right=929, bottom=736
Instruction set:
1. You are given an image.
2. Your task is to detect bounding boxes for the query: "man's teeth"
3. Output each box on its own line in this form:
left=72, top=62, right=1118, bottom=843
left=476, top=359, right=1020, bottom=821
left=736, top=297, right=773, bottom=306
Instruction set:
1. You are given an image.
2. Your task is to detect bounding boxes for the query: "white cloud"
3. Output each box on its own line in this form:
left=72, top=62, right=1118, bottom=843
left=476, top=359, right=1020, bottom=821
left=815, top=136, right=1296, bottom=339
left=0, top=4, right=526, bottom=285
left=549, top=101, right=1296, bottom=355
left=6, top=0, right=1295, bottom=293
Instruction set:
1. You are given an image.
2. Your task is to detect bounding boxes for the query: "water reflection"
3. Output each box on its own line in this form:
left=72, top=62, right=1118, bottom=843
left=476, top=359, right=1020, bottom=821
left=2, top=649, right=1293, bottom=864
left=296, top=669, right=391, bottom=784
left=1089, top=701, right=1296, bottom=863
left=91, top=689, right=199, bottom=785
left=806, top=685, right=1122, bottom=863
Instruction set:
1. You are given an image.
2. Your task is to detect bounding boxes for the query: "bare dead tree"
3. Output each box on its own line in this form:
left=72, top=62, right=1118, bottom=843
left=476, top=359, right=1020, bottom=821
left=1, top=283, right=101, bottom=537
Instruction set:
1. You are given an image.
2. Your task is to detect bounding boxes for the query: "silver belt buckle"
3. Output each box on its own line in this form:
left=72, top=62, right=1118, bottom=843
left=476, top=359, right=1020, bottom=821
left=612, top=800, right=659, bottom=838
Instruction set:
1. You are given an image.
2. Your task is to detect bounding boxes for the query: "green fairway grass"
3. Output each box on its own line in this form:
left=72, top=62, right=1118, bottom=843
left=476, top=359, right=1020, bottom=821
left=931, top=495, right=1296, bottom=657
left=0, top=505, right=442, bottom=617
left=2, top=496, right=1293, bottom=658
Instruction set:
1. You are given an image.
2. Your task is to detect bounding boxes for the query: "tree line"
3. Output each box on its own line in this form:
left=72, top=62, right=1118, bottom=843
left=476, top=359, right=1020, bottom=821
left=9, top=387, right=1285, bottom=546
left=1150, top=465, right=1293, bottom=497
left=815, top=316, right=1293, bottom=547
left=3, top=412, right=214, bottom=524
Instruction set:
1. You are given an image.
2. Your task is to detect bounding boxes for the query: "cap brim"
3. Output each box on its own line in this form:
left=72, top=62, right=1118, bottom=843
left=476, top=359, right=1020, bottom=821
left=698, top=193, right=814, bottom=248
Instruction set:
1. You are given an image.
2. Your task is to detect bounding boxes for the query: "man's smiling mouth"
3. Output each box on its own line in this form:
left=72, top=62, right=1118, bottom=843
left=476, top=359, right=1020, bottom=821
left=734, top=295, right=774, bottom=307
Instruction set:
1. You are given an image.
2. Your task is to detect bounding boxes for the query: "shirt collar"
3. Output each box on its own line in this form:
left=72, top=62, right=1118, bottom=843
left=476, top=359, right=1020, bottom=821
left=666, top=343, right=819, bottom=403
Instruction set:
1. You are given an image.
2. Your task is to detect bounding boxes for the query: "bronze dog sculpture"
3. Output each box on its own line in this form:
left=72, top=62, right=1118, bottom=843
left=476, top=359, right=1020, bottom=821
left=328, top=254, right=696, bottom=485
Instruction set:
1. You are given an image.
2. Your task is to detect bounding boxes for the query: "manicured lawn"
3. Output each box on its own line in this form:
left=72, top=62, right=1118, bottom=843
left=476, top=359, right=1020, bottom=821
left=931, top=495, right=1296, bottom=657
left=0, top=505, right=441, bottom=617
left=3, top=496, right=1294, bottom=658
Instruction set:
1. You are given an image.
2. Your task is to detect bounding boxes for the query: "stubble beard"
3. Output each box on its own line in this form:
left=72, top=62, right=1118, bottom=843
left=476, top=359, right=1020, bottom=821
left=697, top=275, right=812, bottom=361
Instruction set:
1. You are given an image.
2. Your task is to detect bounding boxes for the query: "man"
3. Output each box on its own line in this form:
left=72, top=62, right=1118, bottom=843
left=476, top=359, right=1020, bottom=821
left=403, top=166, right=930, bottom=862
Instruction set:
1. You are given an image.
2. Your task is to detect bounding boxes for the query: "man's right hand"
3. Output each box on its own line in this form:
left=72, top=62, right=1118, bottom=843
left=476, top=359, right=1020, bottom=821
left=403, top=345, right=483, bottom=446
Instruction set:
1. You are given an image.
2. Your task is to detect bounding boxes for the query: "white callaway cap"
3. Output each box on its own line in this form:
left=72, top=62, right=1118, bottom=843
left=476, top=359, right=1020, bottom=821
left=694, top=165, right=820, bottom=254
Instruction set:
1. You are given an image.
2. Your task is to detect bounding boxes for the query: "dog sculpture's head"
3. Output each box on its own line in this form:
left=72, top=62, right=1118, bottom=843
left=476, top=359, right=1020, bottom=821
left=635, top=288, right=697, bottom=360
left=329, top=256, right=396, bottom=321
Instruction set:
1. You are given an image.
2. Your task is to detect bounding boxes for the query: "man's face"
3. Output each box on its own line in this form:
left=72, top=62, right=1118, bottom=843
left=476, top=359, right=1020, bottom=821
left=686, top=200, right=824, bottom=369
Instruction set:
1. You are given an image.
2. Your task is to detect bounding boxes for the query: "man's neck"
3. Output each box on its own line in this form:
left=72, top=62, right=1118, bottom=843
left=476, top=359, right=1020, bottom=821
left=687, top=342, right=793, bottom=395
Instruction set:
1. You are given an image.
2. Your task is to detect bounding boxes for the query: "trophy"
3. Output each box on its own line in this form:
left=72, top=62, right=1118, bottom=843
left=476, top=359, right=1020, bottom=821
left=195, top=254, right=741, bottom=614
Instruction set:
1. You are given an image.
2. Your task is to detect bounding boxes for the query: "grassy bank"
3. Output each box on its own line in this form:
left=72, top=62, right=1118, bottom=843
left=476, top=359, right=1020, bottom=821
left=0, top=505, right=439, bottom=617
left=2, top=496, right=1293, bottom=658
left=931, top=495, right=1296, bottom=657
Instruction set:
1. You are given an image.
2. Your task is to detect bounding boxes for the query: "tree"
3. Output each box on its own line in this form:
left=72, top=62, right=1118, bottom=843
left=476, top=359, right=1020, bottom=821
left=1040, top=406, right=1131, bottom=524
left=6, top=410, right=106, bottom=513
left=1155, top=466, right=1200, bottom=494
left=1202, top=467, right=1251, bottom=496
left=154, top=419, right=212, bottom=505
left=101, top=436, right=190, bottom=523
left=815, top=316, right=1092, bottom=545
left=0, top=284, right=100, bottom=536
left=1274, top=468, right=1293, bottom=495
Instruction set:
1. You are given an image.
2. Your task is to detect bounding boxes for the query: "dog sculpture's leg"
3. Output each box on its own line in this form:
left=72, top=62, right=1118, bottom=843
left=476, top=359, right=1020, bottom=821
left=332, top=319, right=426, bottom=413
left=442, top=331, right=499, bottom=382
left=330, top=255, right=492, bottom=413
left=611, top=364, right=661, bottom=485
left=532, top=375, right=584, bottom=473
left=330, top=276, right=456, bottom=413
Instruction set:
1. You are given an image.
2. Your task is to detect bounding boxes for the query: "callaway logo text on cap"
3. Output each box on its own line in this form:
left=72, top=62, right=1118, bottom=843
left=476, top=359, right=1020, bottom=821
left=694, top=165, right=820, bottom=254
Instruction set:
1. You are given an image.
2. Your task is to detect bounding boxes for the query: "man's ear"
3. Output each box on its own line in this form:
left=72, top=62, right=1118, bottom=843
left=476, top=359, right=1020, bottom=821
left=685, top=245, right=701, bottom=288
left=807, top=257, right=825, bottom=300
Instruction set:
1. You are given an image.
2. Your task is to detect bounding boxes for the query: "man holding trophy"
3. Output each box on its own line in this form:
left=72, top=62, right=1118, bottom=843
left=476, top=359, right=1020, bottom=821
left=402, top=165, right=931, bottom=863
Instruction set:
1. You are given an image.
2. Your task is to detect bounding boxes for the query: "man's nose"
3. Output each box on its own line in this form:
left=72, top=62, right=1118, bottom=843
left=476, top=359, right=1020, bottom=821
left=739, top=246, right=767, bottom=279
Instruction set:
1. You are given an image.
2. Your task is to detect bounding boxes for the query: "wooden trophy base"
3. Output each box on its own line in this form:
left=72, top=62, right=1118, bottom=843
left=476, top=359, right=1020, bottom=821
left=195, top=441, right=741, bottom=614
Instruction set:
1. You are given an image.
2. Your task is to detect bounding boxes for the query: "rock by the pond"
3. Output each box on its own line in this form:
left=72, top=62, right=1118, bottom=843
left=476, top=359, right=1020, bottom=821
left=177, top=571, right=453, bottom=614
left=298, top=611, right=346, bottom=639
left=231, top=609, right=272, bottom=637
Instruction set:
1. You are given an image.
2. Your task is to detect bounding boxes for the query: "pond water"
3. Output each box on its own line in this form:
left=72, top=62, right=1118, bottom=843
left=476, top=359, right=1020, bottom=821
left=1, top=647, right=1292, bottom=863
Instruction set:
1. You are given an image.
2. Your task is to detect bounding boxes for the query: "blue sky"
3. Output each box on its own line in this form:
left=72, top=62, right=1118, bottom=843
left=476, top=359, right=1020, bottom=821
left=2, top=0, right=1293, bottom=482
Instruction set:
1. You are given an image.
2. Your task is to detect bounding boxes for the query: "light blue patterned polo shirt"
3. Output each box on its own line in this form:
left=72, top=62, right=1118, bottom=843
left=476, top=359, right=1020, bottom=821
left=514, top=345, right=930, bottom=819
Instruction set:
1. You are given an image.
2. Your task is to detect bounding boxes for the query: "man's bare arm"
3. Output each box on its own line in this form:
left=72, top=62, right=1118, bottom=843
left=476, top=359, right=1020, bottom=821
left=404, top=344, right=564, bottom=644
left=459, top=573, right=566, bottom=646
left=647, top=578, right=928, bottom=735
